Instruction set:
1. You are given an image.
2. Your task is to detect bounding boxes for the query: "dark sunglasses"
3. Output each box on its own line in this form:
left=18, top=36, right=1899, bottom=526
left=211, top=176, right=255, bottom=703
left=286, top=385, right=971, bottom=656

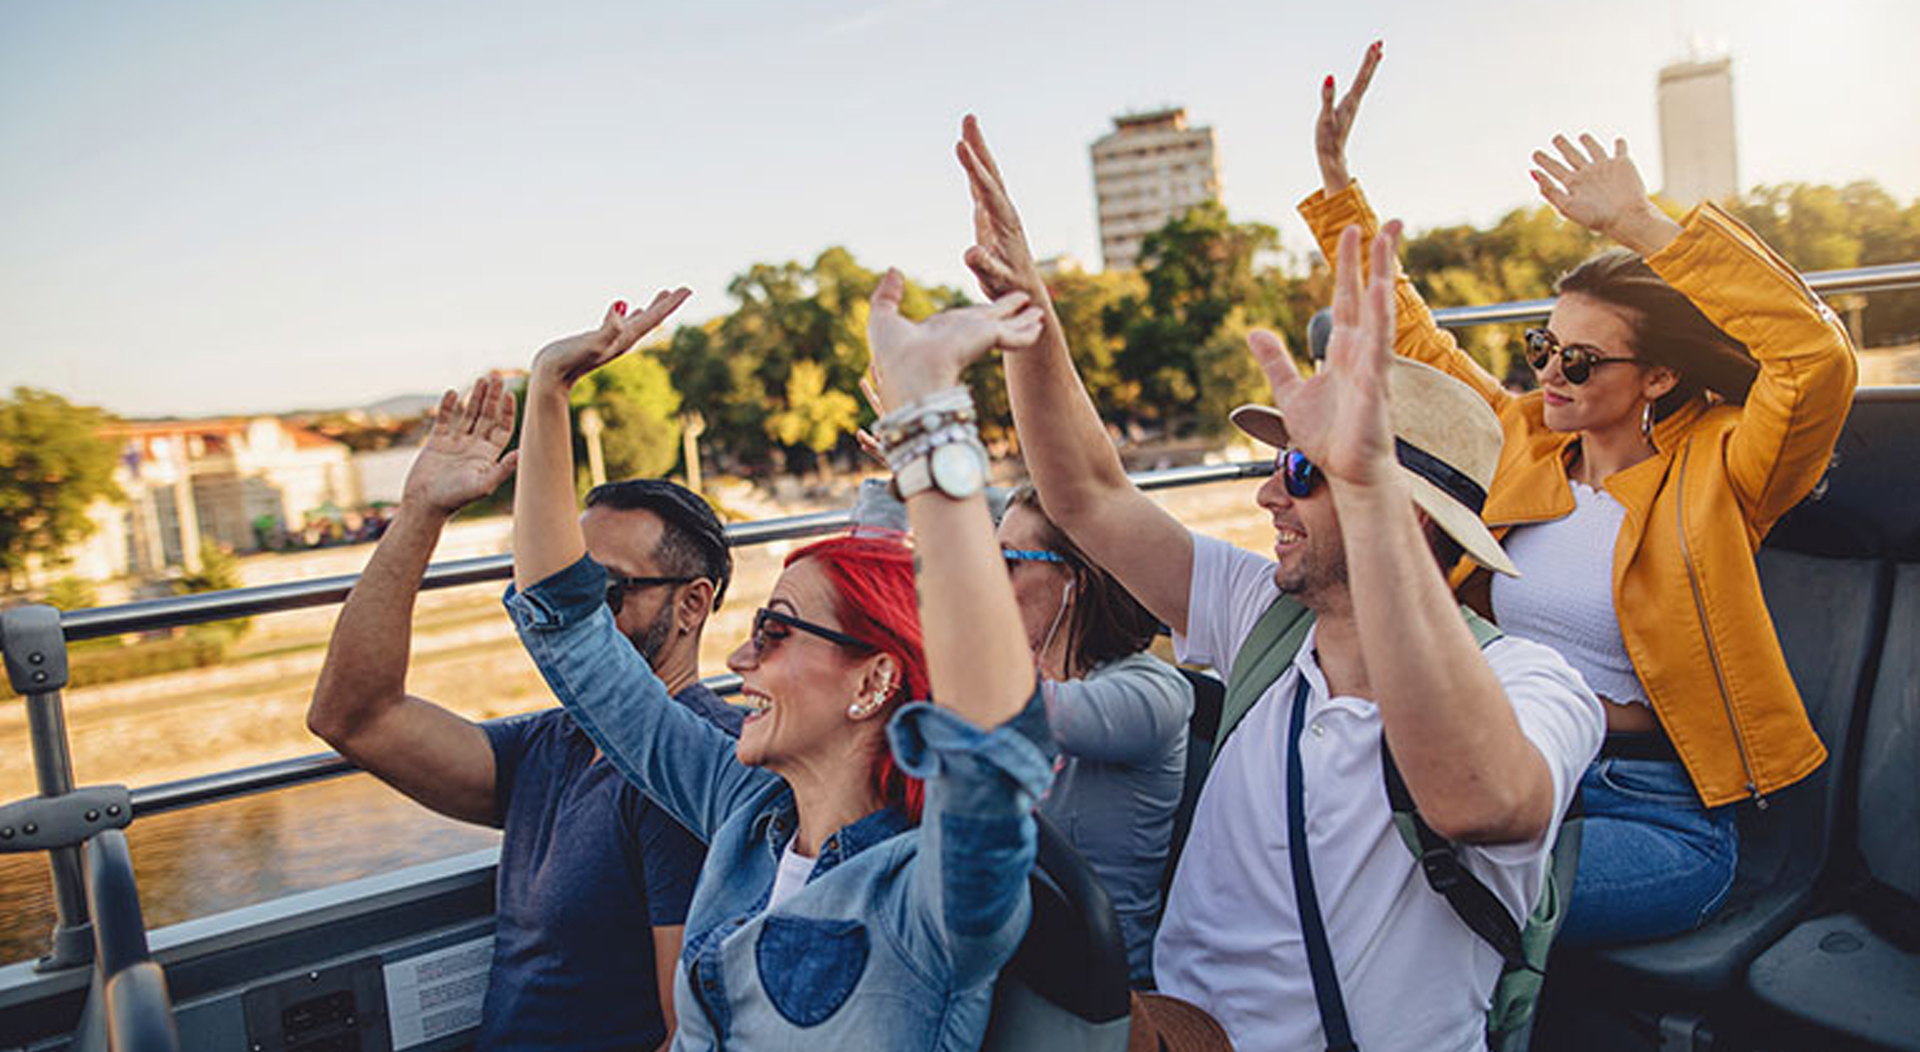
left=1275, top=448, right=1319, bottom=499
left=748, top=607, right=871, bottom=661
left=1524, top=328, right=1642, bottom=385
left=606, top=574, right=697, bottom=614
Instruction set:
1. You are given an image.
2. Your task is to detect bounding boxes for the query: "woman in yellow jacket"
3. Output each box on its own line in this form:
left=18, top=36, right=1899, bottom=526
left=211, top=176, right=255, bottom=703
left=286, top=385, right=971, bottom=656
left=1304, top=44, right=1857, bottom=944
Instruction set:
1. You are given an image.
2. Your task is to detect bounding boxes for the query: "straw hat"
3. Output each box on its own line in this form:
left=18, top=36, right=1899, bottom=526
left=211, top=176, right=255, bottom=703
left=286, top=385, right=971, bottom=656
left=1127, top=992, right=1236, bottom=1052
left=1229, top=357, right=1519, bottom=578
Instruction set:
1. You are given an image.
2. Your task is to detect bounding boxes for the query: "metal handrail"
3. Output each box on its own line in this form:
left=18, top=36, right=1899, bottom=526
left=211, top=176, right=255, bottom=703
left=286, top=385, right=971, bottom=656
left=1428, top=260, right=1920, bottom=328
left=57, top=461, right=1273, bottom=642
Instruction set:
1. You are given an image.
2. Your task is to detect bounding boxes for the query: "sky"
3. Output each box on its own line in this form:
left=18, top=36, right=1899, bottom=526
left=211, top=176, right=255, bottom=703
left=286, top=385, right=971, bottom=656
left=3, top=0, right=1917, bottom=419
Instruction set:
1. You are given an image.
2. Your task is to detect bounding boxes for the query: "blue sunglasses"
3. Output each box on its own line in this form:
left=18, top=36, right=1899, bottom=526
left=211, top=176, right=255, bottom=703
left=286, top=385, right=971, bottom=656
left=1277, top=449, right=1319, bottom=498
left=1002, top=548, right=1066, bottom=568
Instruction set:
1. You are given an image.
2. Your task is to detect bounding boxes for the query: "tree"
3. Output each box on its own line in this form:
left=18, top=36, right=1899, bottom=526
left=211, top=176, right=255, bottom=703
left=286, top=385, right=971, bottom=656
left=571, top=348, right=684, bottom=487
left=1109, top=203, right=1291, bottom=433
left=0, top=388, right=125, bottom=591
left=1727, top=181, right=1920, bottom=346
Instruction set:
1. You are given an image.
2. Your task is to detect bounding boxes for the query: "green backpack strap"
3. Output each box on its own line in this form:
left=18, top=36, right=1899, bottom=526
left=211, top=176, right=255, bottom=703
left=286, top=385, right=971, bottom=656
left=1214, top=595, right=1314, bottom=764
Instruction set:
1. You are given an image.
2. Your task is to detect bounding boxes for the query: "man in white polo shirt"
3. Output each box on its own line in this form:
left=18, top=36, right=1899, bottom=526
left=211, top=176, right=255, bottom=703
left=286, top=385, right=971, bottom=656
left=955, top=116, right=1603, bottom=1051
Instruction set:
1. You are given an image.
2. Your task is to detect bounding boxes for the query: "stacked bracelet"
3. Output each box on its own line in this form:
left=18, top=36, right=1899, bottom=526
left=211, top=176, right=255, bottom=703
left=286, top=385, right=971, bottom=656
left=878, top=386, right=989, bottom=500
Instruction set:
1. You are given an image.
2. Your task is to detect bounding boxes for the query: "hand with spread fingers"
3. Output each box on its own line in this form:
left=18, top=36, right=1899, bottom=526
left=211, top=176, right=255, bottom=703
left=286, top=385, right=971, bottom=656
left=1530, top=134, right=1683, bottom=255
left=530, top=287, right=693, bottom=391
left=866, top=268, right=1044, bottom=413
left=957, top=116, right=1046, bottom=302
left=402, top=374, right=521, bottom=517
left=1315, top=40, right=1382, bottom=194
left=1247, top=222, right=1405, bottom=493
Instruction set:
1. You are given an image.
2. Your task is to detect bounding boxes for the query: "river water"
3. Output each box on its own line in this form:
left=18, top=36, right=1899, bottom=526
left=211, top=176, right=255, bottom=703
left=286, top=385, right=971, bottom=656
left=0, top=774, right=500, bottom=967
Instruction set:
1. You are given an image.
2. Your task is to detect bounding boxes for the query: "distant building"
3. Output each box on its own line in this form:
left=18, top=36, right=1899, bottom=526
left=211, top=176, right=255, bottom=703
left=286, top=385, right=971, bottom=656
left=1035, top=254, right=1088, bottom=280
left=1657, top=54, right=1739, bottom=206
left=1091, top=107, right=1221, bottom=271
left=65, top=418, right=362, bottom=580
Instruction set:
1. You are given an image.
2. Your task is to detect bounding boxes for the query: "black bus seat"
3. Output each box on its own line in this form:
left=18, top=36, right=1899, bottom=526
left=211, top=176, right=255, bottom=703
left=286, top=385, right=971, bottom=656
left=1747, top=556, right=1920, bottom=1051
left=1539, top=389, right=1920, bottom=1048
left=1161, top=667, right=1224, bottom=900
left=980, top=812, right=1132, bottom=1052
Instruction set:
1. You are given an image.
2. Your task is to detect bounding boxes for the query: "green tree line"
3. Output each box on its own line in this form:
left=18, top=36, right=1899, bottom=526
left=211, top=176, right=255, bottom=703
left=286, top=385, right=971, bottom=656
left=7, top=178, right=1919, bottom=585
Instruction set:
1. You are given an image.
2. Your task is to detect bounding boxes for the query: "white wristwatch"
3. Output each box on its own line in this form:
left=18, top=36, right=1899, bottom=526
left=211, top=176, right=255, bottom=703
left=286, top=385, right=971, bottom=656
left=893, top=440, right=989, bottom=500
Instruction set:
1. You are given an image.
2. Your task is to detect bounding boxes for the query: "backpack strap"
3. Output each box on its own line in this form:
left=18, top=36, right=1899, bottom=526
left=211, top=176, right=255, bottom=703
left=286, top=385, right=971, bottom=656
left=1215, top=595, right=1314, bottom=764
left=1381, top=610, right=1535, bottom=969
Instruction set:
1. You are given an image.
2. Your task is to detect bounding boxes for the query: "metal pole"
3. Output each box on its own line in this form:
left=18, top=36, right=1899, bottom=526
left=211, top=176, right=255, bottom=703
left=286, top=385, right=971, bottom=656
left=1, top=604, right=94, bottom=971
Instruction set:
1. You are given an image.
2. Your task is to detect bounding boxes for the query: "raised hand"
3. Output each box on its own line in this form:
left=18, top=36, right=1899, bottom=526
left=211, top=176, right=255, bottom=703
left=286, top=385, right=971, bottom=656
left=402, top=373, right=521, bottom=517
left=866, top=269, right=1044, bottom=412
left=1315, top=40, right=1381, bottom=194
left=1530, top=134, right=1681, bottom=255
left=1247, top=222, right=1403, bottom=492
left=957, top=116, right=1044, bottom=302
left=529, top=287, right=692, bottom=390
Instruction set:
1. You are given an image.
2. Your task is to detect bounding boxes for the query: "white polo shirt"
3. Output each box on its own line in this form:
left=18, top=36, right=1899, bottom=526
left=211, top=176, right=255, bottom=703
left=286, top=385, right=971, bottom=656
left=1156, top=535, right=1603, bottom=1052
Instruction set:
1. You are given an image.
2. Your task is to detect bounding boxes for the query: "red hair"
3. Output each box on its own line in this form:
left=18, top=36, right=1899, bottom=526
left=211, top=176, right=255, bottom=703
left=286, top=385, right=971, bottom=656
left=786, top=535, right=928, bottom=823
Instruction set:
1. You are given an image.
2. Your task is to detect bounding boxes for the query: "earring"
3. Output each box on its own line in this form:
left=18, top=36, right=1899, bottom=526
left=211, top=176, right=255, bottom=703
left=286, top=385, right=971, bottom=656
left=1641, top=401, right=1654, bottom=442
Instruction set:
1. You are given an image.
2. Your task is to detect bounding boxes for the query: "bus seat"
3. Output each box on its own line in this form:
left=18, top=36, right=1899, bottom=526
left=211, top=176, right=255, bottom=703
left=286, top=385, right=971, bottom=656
left=980, top=813, right=1132, bottom=1052
left=1747, top=559, right=1920, bottom=1051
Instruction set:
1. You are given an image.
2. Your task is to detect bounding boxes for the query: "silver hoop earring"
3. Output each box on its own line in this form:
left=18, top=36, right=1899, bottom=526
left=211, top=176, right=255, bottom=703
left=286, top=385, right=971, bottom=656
left=1641, top=401, right=1654, bottom=442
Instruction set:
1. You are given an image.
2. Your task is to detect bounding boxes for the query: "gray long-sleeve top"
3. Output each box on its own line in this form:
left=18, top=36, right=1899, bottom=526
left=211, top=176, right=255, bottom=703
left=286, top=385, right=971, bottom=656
left=1039, top=651, right=1193, bottom=987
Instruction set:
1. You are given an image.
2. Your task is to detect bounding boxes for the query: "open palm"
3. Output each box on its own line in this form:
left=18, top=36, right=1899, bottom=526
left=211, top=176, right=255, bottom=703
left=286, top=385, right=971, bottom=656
left=866, top=269, right=1044, bottom=412
left=403, top=373, right=520, bottom=516
left=1249, top=222, right=1403, bottom=490
left=530, top=287, right=692, bottom=389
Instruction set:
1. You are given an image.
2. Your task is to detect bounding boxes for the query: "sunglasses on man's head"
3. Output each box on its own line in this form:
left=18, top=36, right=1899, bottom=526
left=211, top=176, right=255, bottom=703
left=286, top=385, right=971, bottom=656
left=1275, top=448, right=1319, bottom=499
left=748, top=607, right=871, bottom=661
left=606, top=574, right=697, bottom=614
left=1523, top=328, right=1642, bottom=386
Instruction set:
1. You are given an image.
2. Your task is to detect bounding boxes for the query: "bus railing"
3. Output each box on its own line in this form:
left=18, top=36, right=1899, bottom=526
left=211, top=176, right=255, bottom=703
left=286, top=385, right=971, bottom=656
left=5, top=260, right=1918, bottom=970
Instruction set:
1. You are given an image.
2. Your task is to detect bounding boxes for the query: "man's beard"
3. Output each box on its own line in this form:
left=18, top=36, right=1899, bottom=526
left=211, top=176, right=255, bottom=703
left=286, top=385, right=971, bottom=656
left=627, top=600, right=675, bottom=667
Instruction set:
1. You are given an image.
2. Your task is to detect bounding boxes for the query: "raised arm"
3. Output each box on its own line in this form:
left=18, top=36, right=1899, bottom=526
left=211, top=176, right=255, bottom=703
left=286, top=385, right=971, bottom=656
left=1531, top=133, right=1858, bottom=529
left=1264, top=224, right=1559, bottom=844
left=512, top=289, right=691, bottom=591
left=866, top=268, right=1042, bottom=726
left=1300, top=43, right=1511, bottom=410
left=502, top=288, right=777, bottom=837
left=958, top=117, right=1198, bottom=635
left=307, top=376, right=520, bottom=826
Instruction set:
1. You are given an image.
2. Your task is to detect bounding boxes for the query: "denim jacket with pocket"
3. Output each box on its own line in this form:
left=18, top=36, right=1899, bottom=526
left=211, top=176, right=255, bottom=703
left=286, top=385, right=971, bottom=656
left=505, top=555, right=1056, bottom=1051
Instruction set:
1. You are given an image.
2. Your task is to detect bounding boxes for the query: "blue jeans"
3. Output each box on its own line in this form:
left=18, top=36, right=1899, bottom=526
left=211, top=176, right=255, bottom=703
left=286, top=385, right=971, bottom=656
left=1558, top=758, right=1739, bottom=947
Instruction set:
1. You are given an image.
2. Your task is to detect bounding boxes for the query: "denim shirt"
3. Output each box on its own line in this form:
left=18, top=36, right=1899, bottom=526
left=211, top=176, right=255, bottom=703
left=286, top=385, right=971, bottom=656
left=505, top=555, right=1057, bottom=1052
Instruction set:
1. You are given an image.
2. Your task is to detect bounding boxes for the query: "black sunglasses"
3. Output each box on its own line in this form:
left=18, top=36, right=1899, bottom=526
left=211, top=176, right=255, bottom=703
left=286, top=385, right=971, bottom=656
left=1524, top=328, right=1642, bottom=385
left=748, top=607, right=871, bottom=661
left=606, top=574, right=697, bottom=614
left=1275, top=448, right=1319, bottom=499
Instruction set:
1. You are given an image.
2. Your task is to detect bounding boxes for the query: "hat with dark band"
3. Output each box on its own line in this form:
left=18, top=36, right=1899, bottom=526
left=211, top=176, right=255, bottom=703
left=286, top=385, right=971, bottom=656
left=1229, top=357, right=1519, bottom=578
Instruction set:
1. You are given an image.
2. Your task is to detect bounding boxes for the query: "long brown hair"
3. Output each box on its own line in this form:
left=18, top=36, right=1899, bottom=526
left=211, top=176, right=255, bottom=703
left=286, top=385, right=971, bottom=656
left=1555, top=249, right=1757, bottom=419
left=1007, top=486, right=1161, bottom=678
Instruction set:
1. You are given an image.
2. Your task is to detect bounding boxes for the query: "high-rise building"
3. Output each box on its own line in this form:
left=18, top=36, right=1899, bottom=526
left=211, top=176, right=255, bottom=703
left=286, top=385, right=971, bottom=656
left=1657, top=54, right=1738, bottom=206
left=1090, top=107, right=1220, bottom=271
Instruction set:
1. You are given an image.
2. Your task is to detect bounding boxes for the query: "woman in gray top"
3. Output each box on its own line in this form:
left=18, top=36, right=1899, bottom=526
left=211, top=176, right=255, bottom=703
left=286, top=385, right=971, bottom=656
left=999, top=485, right=1193, bottom=988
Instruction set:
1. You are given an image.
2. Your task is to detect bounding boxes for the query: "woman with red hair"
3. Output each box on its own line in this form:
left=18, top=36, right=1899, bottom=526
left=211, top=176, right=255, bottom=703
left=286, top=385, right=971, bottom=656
left=503, top=275, right=1055, bottom=1050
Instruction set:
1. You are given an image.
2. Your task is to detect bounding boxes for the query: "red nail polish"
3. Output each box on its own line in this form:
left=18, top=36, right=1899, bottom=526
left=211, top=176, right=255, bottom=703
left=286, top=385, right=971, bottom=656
left=613, top=300, right=628, bottom=317
left=1324, top=75, right=1334, bottom=89
left=1372, top=40, right=1382, bottom=54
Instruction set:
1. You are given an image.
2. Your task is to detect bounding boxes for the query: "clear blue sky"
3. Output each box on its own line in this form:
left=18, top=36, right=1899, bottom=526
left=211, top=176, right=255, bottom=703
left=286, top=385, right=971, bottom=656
left=3, top=0, right=1916, bottom=418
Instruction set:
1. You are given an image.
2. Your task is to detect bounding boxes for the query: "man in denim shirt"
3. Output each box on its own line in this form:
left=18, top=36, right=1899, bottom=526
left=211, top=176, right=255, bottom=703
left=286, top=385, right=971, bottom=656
left=309, top=376, right=742, bottom=1051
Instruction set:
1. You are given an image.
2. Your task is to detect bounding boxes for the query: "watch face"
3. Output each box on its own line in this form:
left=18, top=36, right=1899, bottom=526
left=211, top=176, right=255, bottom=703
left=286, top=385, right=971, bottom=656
left=930, top=441, right=986, bottom=498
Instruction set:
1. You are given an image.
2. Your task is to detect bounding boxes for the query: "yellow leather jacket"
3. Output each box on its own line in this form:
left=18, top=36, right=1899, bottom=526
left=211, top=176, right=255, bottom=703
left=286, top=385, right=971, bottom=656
left=1299, top=184, right=1858, bottom=807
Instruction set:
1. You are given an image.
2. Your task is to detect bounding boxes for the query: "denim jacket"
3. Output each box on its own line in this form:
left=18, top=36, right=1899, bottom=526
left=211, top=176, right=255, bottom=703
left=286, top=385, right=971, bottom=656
left=505, top=555, right=1056, bottom=1051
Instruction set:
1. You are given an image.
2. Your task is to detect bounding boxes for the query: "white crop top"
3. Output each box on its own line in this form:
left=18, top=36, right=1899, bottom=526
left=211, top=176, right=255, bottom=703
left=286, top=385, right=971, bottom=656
left=1490, top=480, right=1648, bottom=707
